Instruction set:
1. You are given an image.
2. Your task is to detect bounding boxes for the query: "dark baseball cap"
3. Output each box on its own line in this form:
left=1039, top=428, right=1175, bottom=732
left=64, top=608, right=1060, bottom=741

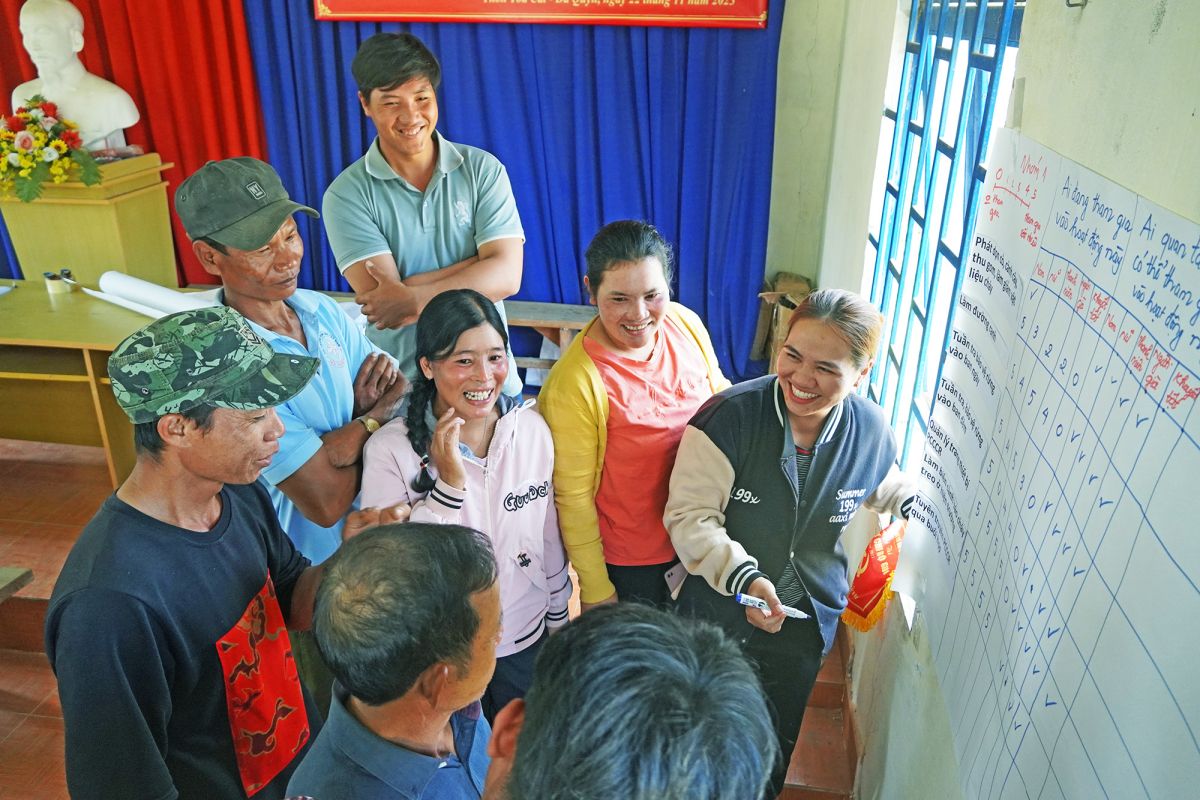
left=174, top=157, right=318, bottom=251
left=108, top=306, right=319, bottom=424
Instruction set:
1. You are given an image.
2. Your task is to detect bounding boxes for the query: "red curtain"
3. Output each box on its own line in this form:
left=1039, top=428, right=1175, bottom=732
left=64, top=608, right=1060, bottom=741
left=1, top=0, right=267, bottom=286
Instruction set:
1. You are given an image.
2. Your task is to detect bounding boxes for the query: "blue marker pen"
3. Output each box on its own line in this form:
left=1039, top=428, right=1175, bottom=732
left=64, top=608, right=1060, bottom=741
left=735, top=593, right=811, bottom=620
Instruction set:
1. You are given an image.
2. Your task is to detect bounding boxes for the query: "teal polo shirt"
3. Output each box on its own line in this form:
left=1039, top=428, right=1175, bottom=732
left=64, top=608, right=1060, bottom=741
left=232, top=289, right=387, bottom=565
left=323, top=132, right=524, bottom=396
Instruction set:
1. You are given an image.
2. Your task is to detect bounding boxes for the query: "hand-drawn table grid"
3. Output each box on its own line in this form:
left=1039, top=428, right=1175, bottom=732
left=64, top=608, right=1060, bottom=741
left=930, top=234, right=1198, bottom=799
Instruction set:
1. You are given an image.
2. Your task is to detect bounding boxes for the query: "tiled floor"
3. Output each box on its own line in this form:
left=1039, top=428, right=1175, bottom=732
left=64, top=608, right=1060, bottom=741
left=0, top=649, right=66, bottom=800
left=0, top=438, right=108, bottom=800
left=0, top=439, right=109, bottom=601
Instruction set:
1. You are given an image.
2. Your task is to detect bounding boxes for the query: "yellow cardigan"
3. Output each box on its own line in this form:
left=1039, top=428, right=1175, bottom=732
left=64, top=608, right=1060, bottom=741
left=539, top=303, right=730, bottom=603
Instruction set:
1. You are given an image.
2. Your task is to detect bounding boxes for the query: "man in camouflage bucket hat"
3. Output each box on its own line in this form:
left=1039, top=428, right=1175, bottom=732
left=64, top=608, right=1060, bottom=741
left=45, top=306, right=408, bottom=800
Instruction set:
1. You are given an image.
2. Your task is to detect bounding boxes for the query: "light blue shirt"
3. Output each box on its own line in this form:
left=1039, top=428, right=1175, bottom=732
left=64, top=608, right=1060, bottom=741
left=322, top=131, right=524, bottom=396
left=231, top=288, right=387, bottom=565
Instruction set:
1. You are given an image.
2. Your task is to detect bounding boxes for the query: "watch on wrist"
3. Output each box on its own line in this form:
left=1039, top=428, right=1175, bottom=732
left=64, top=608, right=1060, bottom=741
left=357, top=415, right=381, bottom=434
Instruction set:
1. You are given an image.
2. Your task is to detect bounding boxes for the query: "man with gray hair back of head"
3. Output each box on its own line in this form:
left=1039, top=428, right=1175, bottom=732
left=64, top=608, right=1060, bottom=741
left=287, top=522, right=500, bottom=800
left=482, top=603, right=779, bottom=800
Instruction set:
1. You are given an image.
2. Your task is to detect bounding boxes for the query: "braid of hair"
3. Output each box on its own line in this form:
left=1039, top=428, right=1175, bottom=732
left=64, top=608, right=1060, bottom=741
left=404, top=375, right=438, bottom=494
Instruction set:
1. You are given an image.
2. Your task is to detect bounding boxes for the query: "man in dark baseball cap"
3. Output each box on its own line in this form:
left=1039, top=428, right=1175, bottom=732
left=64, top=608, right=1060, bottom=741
left=174, top=158, right=406, bottom=717
left=174, top=156, right=319, bottom=250
left=46, top=305, right=407, bottom=799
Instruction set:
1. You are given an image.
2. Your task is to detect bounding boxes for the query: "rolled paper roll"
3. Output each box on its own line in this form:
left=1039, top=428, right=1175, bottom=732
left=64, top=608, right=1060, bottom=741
left=97, top=271, right=213, bottom=314
left=82, top=286, right=167, bottom=318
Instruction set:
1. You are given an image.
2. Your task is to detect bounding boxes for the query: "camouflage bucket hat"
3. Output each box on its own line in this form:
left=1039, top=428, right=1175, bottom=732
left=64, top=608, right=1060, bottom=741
left=107, top=306, right=319, bottom=424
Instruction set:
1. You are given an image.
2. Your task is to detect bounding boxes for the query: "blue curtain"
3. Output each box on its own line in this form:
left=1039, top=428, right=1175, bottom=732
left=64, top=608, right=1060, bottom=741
left=239, top=2, right=782, bottom=380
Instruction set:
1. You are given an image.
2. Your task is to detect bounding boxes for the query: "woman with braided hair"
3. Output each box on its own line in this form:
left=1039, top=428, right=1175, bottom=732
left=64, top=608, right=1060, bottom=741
left=360, top=289, right=571, bottom=722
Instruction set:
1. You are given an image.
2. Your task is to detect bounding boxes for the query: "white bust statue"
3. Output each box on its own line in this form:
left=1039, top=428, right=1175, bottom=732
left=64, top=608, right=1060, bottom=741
left=11, top=0, right=140, bottom=150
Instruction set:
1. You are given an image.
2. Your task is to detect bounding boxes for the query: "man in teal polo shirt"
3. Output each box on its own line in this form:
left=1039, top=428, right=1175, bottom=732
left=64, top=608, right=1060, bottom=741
left=176, top=157, right=408, bottom=712
left=323, top=32, right=524, bottom=396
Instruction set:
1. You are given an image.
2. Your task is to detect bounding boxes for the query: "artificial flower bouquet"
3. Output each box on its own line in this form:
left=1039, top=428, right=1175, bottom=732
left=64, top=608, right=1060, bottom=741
left=0, top=95, right=100, bottom=202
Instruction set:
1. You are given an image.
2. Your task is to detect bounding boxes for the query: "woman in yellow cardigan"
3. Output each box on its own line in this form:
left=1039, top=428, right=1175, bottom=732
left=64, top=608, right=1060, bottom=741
left=539, top=221, right=730, bottom=609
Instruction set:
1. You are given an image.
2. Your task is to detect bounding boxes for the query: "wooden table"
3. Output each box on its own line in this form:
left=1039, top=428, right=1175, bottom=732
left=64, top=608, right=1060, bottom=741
left=0, top=279, right=145, bottom=488
left=0, top=566, right=33, bottom=605
left=0, top=280, right=595, bottom=487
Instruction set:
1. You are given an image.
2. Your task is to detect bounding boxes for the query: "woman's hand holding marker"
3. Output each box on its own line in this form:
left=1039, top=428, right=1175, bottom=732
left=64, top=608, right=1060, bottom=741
left=740, top=577, right=788, bottom=634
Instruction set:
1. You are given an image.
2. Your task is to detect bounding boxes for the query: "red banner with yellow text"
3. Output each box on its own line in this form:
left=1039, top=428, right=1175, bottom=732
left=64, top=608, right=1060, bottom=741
left=314, top=0, right=768, bottom=28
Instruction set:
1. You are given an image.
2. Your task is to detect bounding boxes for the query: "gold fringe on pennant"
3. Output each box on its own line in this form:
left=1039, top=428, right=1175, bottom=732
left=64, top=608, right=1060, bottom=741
left=841, top=575, right=899, bottom=632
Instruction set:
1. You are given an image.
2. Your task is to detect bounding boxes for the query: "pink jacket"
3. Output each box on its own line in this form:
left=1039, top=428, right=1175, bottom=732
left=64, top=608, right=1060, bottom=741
left=360, top=401, right=571, bottom=658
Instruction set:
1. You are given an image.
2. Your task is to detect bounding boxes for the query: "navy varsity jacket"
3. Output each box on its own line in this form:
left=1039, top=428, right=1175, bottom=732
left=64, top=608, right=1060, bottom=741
left=665, top=376, right=908, bottom=653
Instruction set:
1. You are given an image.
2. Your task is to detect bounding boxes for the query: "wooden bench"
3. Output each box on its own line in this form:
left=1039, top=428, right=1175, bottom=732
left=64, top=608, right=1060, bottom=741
left=323, top=292, right=596, bottom=372
left=504, top=300, right=595, bottom=371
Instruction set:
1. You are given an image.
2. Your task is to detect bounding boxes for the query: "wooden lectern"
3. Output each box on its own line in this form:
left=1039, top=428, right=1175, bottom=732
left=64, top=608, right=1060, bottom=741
left=0, top=153, right=176, bottom=286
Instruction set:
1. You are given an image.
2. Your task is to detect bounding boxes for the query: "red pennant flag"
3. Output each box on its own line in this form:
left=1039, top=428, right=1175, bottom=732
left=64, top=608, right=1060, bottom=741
left=842, top=519, right=907, bottom=632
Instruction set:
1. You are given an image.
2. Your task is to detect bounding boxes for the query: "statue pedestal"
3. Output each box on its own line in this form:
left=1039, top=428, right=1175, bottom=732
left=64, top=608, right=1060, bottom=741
left=0, top=153, right=177, bottom=286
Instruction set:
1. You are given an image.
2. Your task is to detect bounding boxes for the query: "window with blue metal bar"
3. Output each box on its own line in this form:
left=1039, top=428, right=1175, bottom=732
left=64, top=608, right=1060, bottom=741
left=867, top=0, right=1024, bottom=468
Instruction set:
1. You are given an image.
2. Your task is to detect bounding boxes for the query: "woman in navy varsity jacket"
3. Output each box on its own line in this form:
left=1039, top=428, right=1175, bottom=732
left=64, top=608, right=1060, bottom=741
left=664, top=289, right=915, bottom=796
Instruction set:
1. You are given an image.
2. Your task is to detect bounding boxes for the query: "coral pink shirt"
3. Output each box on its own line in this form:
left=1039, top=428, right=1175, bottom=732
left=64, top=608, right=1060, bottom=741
left=584, top=315, right=713, bottom=565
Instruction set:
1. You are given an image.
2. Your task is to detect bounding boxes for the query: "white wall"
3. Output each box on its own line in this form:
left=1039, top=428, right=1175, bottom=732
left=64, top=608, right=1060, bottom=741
left=849, top=601, right=965, bottom=800
left=1012, top=0, right=1200, bottom=222
left=764, top=0, right=846, bottom=283
left=816, top=1, right=909, bottom=294
left=836, top=506, right=965, bottom=800
left=767, top=1, right=1200, bottom=798
left=765, top=0, right=908, bottom=291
